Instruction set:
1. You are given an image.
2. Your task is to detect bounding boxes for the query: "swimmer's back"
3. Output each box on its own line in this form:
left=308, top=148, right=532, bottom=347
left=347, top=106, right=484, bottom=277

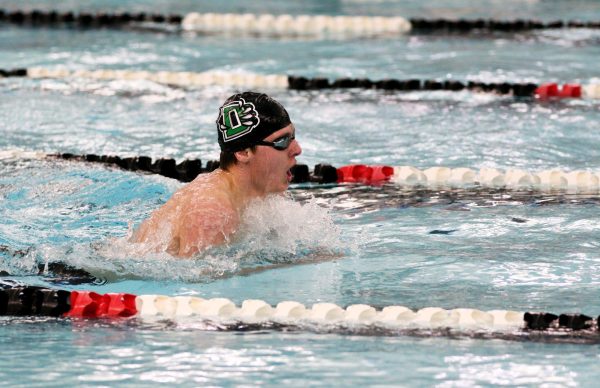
left=131, top=171, right=240, bottom=257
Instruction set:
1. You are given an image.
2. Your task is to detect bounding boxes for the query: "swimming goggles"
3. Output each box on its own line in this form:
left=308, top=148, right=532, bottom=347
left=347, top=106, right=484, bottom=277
left=256, top=133, right=295, bottom=151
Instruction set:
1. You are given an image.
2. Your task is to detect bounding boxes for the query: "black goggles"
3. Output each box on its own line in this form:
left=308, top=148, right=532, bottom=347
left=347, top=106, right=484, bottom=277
left=256, top=133, right=295, bottom=151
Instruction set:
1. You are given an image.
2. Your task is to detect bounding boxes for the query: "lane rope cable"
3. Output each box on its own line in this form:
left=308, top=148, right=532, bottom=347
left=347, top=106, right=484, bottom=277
left=2, top=67, right=600, bottom=99
left=1, top=10, right=599, bottom=37
left=0, top=284, right=599, bottom=343
left=2, top=150, right=600, bottom=195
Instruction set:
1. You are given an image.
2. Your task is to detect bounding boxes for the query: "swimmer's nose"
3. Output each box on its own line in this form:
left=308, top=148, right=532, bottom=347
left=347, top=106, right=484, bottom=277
left=291, top=138, right=302, bottom=157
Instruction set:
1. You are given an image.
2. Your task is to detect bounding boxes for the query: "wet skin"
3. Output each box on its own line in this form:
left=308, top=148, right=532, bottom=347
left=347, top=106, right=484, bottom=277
left=131, top=124, right=302, bottom=257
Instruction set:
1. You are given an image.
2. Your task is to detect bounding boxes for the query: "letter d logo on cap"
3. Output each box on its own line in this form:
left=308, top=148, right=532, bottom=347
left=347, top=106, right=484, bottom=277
left=217, top=98, right=260, bottom=142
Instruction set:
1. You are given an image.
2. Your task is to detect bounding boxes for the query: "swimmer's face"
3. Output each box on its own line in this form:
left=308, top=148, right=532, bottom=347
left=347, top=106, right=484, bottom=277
left=250, top=123, right=302, bottom=194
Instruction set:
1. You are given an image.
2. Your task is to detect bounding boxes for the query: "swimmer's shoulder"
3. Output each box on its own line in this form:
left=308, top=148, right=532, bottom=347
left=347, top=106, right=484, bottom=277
left=187, top=169, right=231, bottom=192
left=180, top=171, right=239, bottom=219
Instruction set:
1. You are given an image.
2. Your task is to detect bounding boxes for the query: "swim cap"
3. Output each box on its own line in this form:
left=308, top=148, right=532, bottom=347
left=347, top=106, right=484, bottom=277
left=216, top=91, right=291, bottom=152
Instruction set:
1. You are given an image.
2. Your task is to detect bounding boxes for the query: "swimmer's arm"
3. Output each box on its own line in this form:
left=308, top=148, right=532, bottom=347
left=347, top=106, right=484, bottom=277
left=176, top=203, right=238, bottom=258
left=129, top=218, right=149, bottom=243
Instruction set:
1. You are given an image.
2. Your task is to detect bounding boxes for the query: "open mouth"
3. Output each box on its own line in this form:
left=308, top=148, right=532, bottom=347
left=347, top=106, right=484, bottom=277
left=287, top=169, right=293, bottom=182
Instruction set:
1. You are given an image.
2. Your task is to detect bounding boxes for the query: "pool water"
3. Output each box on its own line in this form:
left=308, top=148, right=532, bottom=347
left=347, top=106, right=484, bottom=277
left=2, top=0, right=600, bottom=386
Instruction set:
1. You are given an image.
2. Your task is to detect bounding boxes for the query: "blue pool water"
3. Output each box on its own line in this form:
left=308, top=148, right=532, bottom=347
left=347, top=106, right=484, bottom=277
left=2, top=0, right=600, bottom=386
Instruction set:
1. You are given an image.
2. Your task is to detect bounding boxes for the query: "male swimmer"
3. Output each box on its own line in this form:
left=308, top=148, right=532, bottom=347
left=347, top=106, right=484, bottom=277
left=131, top=92, right=302, bottom=257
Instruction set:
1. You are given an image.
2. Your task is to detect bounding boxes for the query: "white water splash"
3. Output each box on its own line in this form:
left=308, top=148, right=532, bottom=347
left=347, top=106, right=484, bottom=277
left=236, top=194, right=345, bottom=255
left=26, top=194, right=350, bottom=282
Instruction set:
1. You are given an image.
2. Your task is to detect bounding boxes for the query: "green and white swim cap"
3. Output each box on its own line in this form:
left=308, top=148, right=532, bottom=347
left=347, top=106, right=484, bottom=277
left=217, top=92, right=291, bottom=152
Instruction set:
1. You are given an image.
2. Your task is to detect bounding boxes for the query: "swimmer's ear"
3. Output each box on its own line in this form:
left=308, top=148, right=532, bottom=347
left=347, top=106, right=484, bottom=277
left=234, top=148, right=253, bottom=164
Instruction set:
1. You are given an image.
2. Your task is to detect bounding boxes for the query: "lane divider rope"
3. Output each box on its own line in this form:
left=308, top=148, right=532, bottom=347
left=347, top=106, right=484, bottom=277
left=0, top=285, right=598, bottom=341
left=2, top=67, right=600, bottom=99
left=181, top=13, right=411, bottom=36
left=4, top=151, right=600, bottom=194
left=1, top=10, right=599, bottom=36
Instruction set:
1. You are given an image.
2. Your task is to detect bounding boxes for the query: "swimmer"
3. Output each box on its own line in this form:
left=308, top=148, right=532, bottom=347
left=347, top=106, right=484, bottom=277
left=131, top=92, right=302, bottom=257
